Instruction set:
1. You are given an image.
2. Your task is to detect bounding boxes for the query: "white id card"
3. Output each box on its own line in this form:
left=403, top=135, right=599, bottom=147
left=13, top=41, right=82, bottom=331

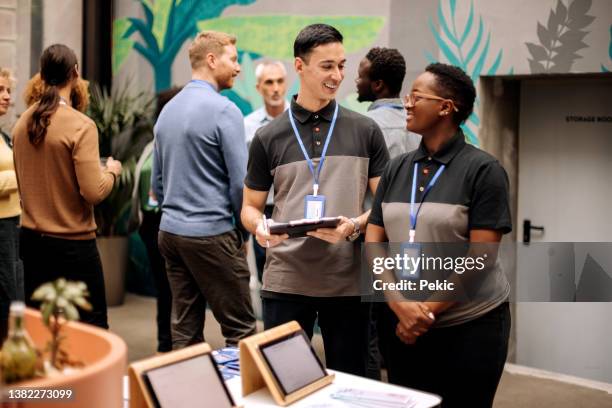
left=304, top=195, right=326, bottom=219
left=397, top=242, right=422, bottom=280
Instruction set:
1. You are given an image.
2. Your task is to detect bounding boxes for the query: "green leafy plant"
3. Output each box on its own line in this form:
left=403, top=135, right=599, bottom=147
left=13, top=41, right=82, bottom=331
left=31, top=279, right=92, bottom=370
left=113, top=0, right=256, bottom=92
left=87, top=82, right=155, bottom=236
left=525, top=0, right=595, bottom=74
left=426, top=0, right=507, bottom=145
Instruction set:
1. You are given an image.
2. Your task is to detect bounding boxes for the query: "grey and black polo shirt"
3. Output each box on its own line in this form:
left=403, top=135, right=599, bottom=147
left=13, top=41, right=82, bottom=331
left=369, top=130, right=512, bottom=326
left=246, top=97, right=389, bottom=297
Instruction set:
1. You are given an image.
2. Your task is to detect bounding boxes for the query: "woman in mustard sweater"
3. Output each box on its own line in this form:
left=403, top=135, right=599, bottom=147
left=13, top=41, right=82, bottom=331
left=0, top=67, right=22, bottom=341
left=12, top=44, right=122, bottom=328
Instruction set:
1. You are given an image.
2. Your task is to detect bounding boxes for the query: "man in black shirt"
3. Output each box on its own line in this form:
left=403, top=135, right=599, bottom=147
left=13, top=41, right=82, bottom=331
left=241, top=24, right=389, bottom=376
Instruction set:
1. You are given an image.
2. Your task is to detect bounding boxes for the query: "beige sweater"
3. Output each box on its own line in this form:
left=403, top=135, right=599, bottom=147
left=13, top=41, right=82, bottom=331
left=0, top=134, right=20, bottom=219
left=12, top=103, right=115, bottom=239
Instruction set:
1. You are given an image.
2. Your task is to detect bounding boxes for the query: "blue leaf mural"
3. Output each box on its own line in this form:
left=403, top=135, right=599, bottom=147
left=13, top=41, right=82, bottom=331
left=425, top=0, right=507, bottom=146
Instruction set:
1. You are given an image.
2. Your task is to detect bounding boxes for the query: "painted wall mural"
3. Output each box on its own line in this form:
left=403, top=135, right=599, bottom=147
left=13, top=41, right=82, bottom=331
left=113, top=0, right=256, bottom=92
left=425, top=0, right=507, bottom=145
left=113, top=0, right=612, bottom=143
left=525, top=0, right=595, bottom=73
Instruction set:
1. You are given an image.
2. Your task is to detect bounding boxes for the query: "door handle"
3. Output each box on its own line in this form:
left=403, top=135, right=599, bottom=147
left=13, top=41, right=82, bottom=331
left=523, top=219, right=544, bottom=243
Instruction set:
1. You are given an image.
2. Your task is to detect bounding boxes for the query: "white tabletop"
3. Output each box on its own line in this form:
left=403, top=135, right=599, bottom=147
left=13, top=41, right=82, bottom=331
left=226, top=369, right=441, bottom=408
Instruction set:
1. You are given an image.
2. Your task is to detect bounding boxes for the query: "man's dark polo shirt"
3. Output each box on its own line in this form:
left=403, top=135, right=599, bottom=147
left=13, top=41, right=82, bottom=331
left=246, top=97, right=389, bottom=297
left=369, top=130, right=512, bottom=326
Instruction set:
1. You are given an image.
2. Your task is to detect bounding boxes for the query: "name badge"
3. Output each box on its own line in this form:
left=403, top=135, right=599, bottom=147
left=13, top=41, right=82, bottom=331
left=396, top=242, right=422, bottom=280
left=304, top=195, right=326, bottom=219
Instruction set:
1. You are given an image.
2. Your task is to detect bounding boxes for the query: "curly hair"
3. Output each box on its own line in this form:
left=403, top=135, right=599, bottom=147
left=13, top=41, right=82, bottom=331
left=24, top=72, right=89, bottom=113
left=365, top=47, right=406, bottom=95
left=425, top=63, right=475, bottom=125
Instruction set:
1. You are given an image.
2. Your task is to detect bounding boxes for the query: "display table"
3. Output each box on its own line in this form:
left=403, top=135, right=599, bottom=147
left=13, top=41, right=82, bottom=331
left=226, top=369, right=442, bottom=407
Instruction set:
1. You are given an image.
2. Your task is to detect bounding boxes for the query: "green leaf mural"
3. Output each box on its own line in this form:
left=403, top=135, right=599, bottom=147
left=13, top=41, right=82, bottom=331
left=114, top=0, right=256, bottom=92
left=426, top=0, right=506, bottom=146
left=198, top=15, right=385, bottom=59
left=525, top=0, right=595, bottom=74
left=112, top=18, right=134, bottom=75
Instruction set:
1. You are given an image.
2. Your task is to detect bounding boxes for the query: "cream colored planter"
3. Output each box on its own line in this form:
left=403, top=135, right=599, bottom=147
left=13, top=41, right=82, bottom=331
left=3, top=309, right=127, bottom=408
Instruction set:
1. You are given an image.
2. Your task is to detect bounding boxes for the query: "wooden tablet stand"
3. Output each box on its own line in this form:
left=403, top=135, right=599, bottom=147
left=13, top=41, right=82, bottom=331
left=239, top=321, right=335, bottom=406
left=128, top=342, right=241, bottom=408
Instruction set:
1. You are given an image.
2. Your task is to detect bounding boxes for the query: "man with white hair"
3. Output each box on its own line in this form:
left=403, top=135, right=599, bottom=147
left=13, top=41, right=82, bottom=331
left=243, top=61, right=289, bottom=281
left=244, top=61, right=289, bottom=147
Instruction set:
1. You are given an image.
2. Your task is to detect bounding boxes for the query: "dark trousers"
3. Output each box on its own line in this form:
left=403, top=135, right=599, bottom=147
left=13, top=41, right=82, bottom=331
left=378, top=302, right=511, bottom=408
left=139, top=211, right=173, bottom=352
left=263, top=296, right=371, bottom=377
left=158, top=229, right=256, bottom=348
left=20, top=228, right=108, bottom=329
left=0, top=216, right=23, bottom=342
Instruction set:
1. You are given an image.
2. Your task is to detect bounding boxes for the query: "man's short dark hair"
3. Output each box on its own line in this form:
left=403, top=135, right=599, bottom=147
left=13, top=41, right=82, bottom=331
left=365, top=47, right=406, bottom=95
left=294, top=24, right=343, bottom=61
left=425, top=62, right=476, bottom=125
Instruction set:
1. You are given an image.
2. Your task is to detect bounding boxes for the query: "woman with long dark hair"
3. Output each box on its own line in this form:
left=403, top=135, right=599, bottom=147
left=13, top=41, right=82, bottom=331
left=366, top=63, right=512, bottom=407
left=12, top=44, right=122, bottom=328
left=0, top=67, right=23, bottom=341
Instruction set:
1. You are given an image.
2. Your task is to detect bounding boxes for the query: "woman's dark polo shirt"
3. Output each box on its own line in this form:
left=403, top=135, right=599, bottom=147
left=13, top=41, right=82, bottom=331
left=369, top=130, right=512, bottom=326
left=245, top=98, right=389, bottom=298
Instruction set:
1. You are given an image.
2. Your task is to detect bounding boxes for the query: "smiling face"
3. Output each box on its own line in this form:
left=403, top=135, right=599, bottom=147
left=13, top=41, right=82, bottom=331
left=356, top=57, right=376, bottom=102
left=213, top=44, right=241, bottom=90
left=404, top=71, right=453, bottom=134
left=257, top=64, right=287, bottom=109
left=0, top=76, right=11, bottom=116
left=295, top=42, right=345, bottom=105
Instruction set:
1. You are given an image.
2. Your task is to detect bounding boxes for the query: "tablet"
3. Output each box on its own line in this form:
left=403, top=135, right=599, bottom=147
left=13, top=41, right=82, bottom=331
left=269, top=217, right=342, bottom=238
left=258, top=330, right=327, bottom=396
left=142, top=353, right=235, bottom=408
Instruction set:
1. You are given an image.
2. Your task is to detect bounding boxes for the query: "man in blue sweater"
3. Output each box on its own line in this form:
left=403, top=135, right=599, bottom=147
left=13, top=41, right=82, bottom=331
left=152, top=31, right=256, bottom=348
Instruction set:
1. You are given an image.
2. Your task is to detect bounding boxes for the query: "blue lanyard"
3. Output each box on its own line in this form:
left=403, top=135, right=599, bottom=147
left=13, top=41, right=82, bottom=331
left=288, top=103, right=339, bottom=195
left=371, top=103, right=404, bottom=111
left=410, top=162, right=445, bottom=234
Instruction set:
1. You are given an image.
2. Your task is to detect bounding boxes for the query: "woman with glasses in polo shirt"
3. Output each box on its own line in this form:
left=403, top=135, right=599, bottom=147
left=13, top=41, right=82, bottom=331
left=366, top=63, right=512, bottom=408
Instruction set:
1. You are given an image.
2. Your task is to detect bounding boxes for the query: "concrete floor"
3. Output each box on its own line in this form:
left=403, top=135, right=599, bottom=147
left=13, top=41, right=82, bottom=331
left=108, top=294, right=612, bottom=408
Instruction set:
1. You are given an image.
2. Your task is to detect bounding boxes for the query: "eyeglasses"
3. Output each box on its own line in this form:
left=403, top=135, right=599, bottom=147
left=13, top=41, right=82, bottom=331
left=404, top=91, right=459, bottom=112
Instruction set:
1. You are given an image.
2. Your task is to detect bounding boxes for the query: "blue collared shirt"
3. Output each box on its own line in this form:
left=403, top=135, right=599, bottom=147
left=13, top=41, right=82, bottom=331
left=152, top=80, right=248, bottom=237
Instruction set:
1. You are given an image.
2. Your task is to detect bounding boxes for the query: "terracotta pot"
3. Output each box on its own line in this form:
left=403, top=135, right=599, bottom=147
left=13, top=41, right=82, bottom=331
left=97, top=236, right=128, bottom=307
left=3, top=308, right=127, bottom=408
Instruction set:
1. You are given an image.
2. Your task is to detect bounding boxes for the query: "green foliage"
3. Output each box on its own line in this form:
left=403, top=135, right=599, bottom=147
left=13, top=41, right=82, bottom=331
left=427, top=0, right=506, bottom=145
left=87, top=82, right=155, bottom=236
left=198, top=15, right=385, bottom=59
left=31, top=279, right=92, bottom=369
left=525, top=0, right=595, bottom=73
left=113, top=18, right=134, bottom=75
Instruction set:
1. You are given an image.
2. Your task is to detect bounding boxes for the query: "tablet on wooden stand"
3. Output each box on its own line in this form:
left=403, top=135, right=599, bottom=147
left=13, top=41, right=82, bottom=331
left=128, top=342, right=240, bottom=408
left=239, top=321, right=335, bottom=406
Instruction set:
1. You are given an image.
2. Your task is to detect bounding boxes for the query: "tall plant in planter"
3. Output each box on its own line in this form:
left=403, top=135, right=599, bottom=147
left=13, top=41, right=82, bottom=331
left=88, top=82, right=155, bottom=236
left=87, top=82, right=154, bottom=306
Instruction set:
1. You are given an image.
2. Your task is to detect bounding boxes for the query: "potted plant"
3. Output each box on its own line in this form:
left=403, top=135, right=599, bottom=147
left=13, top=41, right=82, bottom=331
left=87, top=81, right=154, bottom=306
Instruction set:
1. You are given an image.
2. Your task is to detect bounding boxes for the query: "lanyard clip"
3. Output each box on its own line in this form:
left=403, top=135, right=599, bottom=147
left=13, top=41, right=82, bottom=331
left=409, top=229, right=416, bottom=243
left=313, top=184, right=319, bottom=197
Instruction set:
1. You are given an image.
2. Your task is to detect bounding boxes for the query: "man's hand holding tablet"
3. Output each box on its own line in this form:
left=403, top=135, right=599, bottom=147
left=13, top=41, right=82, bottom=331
left=255, top=217, right=289, bottom=248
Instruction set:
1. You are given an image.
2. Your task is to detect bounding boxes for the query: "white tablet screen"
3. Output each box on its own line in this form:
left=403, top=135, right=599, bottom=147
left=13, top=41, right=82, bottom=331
left=145, top=354, right=233, bottom=408
left=260, top=333, right=326, bottom=395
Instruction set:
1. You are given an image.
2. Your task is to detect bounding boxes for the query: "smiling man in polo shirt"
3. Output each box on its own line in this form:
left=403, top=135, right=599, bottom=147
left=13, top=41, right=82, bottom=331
left=241, top=24, right=389, bottom=376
